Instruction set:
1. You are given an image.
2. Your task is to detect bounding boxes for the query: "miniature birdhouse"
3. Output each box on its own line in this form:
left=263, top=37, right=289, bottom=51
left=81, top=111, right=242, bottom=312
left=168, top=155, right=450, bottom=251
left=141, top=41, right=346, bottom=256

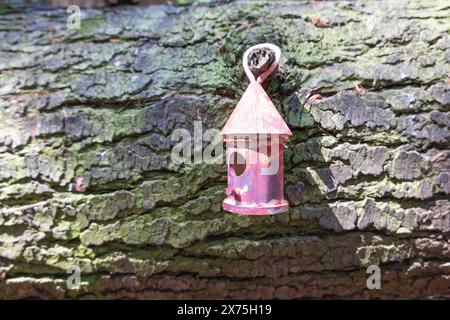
left=221, top=43, right=292, bottom=215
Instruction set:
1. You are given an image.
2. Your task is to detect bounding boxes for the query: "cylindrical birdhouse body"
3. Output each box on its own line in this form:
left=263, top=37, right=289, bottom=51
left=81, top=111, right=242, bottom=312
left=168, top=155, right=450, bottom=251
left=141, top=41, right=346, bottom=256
left=221, top=44, right=292, bottom=215
left=223, top=136, right=288, bottom=215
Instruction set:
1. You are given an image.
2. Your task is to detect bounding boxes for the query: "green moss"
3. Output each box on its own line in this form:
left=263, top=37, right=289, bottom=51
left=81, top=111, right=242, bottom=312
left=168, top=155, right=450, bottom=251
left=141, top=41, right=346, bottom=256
left=76, top=16, right=107, bottom=36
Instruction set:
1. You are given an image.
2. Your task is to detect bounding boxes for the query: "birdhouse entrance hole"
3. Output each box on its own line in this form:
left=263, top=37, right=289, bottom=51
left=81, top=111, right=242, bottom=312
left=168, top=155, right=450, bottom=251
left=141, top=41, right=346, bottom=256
left=230, top=151, right=246, bottom=176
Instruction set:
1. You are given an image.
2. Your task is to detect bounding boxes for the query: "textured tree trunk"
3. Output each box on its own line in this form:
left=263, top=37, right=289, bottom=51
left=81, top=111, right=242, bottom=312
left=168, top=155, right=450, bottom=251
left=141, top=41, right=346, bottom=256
left=0, top=0, right=449, bottom=299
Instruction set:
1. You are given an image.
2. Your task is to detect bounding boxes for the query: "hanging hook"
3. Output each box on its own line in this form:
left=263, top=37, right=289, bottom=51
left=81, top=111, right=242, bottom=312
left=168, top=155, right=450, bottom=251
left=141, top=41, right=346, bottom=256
left=242, top=43, right=281, bottom=84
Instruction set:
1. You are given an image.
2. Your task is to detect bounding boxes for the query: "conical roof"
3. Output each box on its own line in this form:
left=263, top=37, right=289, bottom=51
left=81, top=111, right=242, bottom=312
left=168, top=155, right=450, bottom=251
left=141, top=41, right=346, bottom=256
left=221, top=81, right=292, bottom=136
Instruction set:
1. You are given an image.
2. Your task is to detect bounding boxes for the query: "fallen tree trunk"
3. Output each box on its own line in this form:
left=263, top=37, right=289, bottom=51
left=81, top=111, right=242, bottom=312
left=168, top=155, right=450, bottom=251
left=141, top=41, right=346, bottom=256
left=0, top=0, right=449, bottom=299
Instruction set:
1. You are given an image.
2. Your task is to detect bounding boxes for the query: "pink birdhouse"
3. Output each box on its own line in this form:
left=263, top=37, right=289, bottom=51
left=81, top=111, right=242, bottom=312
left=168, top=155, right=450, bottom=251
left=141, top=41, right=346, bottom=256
left=221, top=43, right=292, bottom=215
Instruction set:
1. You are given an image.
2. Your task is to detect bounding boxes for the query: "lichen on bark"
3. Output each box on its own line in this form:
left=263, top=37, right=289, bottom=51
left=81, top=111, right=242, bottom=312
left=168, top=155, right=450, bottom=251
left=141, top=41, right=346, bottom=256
left=0, top=0, right=449, bottom=299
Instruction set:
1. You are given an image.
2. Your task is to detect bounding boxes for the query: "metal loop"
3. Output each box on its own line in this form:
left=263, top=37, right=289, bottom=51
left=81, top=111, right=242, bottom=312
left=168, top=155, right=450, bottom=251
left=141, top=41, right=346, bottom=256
left=242, top=43, right=281, bottom=84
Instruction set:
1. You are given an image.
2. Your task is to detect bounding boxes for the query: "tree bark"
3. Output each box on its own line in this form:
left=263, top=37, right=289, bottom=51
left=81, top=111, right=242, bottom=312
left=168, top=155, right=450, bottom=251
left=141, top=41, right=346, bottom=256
left=0, top=0, right=449, bottom=299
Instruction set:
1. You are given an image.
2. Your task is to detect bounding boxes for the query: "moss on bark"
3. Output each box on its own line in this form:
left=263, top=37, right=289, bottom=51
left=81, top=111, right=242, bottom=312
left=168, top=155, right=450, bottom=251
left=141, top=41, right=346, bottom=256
left=0, top=0, right=449, bottom=299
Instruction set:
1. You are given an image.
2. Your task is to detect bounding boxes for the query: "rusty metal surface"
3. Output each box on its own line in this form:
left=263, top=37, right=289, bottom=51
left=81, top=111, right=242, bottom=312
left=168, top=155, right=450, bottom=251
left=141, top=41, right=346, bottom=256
left=220, top=81, right=292, bottom=136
